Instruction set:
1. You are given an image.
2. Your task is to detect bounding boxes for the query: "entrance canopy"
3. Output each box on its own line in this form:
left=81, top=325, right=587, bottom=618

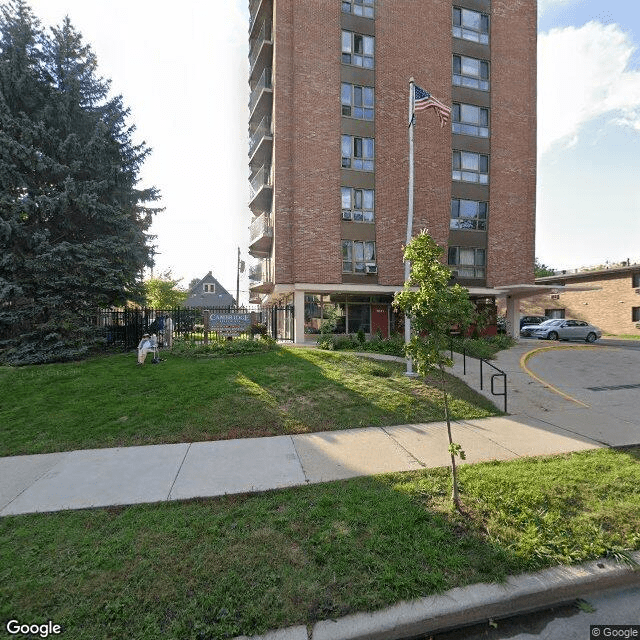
left=488, top=284, right=601, bottom=338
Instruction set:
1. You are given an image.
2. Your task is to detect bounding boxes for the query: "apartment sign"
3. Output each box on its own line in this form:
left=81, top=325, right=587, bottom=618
left=209, top=313, right=251, bottom=336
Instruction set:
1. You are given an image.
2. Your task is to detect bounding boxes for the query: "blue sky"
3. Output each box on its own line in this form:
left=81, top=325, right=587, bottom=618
left=537, top=0, right=640, bottom=270
left=23, top=1, right=640, bottom=298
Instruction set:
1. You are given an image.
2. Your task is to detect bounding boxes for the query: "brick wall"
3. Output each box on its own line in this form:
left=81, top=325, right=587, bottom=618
left=487, top=0, right=537, bottom=287
left=269, top=0, right=537, bottom=289
left=524, top=272, right=640, bottom=335
left=376, top=0, right=452, bottom=286
left=273, top=0, right=342, bottom=285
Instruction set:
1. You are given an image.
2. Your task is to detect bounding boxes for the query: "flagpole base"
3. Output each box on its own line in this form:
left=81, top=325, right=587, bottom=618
left=404, top=359, right=419, bottom=378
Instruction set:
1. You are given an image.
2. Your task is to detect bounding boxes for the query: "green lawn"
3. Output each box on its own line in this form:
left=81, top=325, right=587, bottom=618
left=1, top=447, right=638, bottom=639
left=0, top=347, right=499, bottom=456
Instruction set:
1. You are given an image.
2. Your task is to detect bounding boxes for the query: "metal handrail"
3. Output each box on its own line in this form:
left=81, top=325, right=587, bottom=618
left=480, top=357, right=507, bottom=413
left=449, top=341, right=508, bottom=413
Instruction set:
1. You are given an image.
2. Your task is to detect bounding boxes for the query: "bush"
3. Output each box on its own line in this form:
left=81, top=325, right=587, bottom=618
left=450, top=334, right=515, bottom=360
left=171, top=337, right=279, bottom=358
left=316, top=333, right=406, bottom=357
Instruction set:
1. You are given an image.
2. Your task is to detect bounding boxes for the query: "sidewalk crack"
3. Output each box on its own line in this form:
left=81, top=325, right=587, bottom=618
left=381, top=426, right=427, bottom=468
left=289, top=435, right=310, bottom=483
left=167, top=443, right=191, bottom=501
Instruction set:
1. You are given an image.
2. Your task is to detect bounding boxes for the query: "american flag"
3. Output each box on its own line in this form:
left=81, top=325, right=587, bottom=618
left=413, top=84, right=451, bottom=128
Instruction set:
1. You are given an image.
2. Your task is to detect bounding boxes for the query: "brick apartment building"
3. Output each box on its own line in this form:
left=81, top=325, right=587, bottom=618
left=247, top=0, right=537, bottom=343
left=524, top=264, right=640, bottom=336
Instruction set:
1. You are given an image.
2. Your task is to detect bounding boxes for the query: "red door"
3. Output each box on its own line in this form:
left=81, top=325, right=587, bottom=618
left=371, top=304, right=389, bottom=338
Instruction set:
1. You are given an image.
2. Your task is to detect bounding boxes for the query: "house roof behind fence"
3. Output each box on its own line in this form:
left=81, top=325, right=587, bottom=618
left=183, top=271, right=236, bottom=308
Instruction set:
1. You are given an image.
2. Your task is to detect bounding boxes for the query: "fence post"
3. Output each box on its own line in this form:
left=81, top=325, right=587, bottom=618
left=203, top=310, right=209, bottom=345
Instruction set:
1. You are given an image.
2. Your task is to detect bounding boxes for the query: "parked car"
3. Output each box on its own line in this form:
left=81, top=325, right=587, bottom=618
left=523, top=319, right=602, bottom=343
left=519, top=315, right=548, bottom=336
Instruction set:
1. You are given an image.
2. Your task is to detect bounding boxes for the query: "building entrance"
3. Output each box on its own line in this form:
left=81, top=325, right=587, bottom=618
left=371, top=304, right=389, bottom=338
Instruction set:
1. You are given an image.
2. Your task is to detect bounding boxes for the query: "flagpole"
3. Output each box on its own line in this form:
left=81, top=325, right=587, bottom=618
left=404, top=77, right=417, bottom=377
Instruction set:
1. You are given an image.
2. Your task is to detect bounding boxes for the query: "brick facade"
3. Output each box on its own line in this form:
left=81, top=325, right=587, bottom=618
left=249, top=0, right=537, bottom=334
left=524, top=268, right=640, bottom=336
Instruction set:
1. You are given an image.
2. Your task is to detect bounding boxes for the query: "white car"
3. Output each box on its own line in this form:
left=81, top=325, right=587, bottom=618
left=524, top=319, right=602, bottom=343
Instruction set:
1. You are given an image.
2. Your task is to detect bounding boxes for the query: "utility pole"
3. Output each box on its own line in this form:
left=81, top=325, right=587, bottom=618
left=236, top=247, right=245, bottom=308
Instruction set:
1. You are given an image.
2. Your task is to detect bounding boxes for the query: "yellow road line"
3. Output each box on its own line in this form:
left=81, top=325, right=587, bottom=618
left=519, top=345, right=596, bottom=408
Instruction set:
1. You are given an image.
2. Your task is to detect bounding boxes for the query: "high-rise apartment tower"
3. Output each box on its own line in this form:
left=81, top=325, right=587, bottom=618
left=247, top=0, right=537, bottom=343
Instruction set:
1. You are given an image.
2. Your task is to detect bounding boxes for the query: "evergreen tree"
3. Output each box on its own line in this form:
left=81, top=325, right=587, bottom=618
left=0, top=1, right=160, bottom=363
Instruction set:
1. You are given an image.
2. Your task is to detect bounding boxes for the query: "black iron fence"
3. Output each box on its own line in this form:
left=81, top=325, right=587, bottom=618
left=96, top=305, right=294, bottom=350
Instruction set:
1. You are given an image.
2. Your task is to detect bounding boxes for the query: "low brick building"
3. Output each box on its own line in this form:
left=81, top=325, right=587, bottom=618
left=525, top=265, right=640, bottom=336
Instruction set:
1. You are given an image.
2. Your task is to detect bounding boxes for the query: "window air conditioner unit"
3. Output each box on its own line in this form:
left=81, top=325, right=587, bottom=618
left=365, top=263, right=378, bottom=274
left=635, top=288, right=640, bottom=294
left=551, top=294, right=560, bottom=300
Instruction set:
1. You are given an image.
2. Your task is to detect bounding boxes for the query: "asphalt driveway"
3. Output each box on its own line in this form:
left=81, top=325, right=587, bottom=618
left=513, top=340, right=640, bottom=446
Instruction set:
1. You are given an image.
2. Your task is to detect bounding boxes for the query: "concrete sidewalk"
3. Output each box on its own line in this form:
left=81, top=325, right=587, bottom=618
left=0, top=413, right=605, bottom=517
left=4, top=340, right=640, bottom=517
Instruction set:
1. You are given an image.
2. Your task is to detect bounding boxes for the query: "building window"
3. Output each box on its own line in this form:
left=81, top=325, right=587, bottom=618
left=341, top=83, right=374, bottom=120
left=450, top=199, right=487, bottom=230
left=453, top=7, right=489, bottom=44
left=342, top=240, right=377, bottom=273
left=452, top=103, right=489, bottom=137
left=452, top=150, right=489, bottom=184
left=203, top=283, right=215, bottom=293
left=633, top=273, right=640, bottom=288
left=342, top=0, right=374, bottom=18
left=632, top=307, right=640, bottom=322
left=453, top=55, right=489, bottom=91
left=342, top=187, right=374, bottom=222
left=341, top=31, right=374, bottom=69
left=448, top=246, right=485, bottom=279
left=342, top=135, right=374, bottom=171
left=545, top=308, right=565, bottom=319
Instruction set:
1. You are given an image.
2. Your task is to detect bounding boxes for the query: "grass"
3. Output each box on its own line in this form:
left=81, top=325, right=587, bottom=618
left=1, top=447, right=639, bottom=639
left=0, top=347, right=499, bottom=457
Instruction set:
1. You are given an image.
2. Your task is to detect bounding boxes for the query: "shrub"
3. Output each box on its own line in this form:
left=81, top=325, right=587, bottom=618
left=170, top=337, right=279, bottom=358
left=316, top=333, right=406, bottom=357
left=450, top=334, right=516, bottom=360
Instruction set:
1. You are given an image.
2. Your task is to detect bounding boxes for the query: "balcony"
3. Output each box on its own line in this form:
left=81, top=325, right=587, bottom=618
left=249, top=22, right=272, bottom=81
left=249, top=68, right=272, bottom=121
left=248, top=212, right=273, bottom=258
left=249, top=115, right=273, bottom=167
left=249, top=0, right=270, bottom=37
left=248, top=259, right=274, bottom=300
left=249, top=164, right=272, bottom=213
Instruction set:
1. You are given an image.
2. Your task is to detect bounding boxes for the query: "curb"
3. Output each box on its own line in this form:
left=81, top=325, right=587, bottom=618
left=234, top=552, right=640, bottom=640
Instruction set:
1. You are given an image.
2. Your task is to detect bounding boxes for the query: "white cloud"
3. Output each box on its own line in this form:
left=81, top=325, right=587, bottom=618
left=538, top=21, right=640, bottom=155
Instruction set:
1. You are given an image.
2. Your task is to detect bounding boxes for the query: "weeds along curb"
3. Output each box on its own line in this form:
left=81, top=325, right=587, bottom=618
left=235, top=552, right=640, bottom=640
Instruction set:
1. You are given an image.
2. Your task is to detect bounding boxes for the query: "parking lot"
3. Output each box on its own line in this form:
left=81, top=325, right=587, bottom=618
left=517, top=338, right=640, bottom=446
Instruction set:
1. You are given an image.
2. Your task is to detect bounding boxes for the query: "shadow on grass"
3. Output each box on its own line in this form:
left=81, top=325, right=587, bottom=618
left=0, top=347, right=498, bottom=456
left=0, top=469, right=520, bottom=640
left=2, top=448, right=638, bottom=639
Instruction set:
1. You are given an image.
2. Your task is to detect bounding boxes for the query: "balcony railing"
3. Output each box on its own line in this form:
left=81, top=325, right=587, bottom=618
left=249, top=68, right=272, bottom=114
left=249, top=0, right=271, bottom=37
left=249, top=165, right=272, bottom=201
left=249, top=22, right=272, bottom=71
left=248, top=212, right=273, bottom=258
left=249, top=115, right=272, bottom=158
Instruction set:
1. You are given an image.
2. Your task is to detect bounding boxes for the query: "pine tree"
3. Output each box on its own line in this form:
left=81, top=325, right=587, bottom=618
left=0, top=1, right=160, bottom=363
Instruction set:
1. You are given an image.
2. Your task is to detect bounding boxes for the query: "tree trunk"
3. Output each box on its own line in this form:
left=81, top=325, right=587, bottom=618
left=439, top=363, right=461, bottom=510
